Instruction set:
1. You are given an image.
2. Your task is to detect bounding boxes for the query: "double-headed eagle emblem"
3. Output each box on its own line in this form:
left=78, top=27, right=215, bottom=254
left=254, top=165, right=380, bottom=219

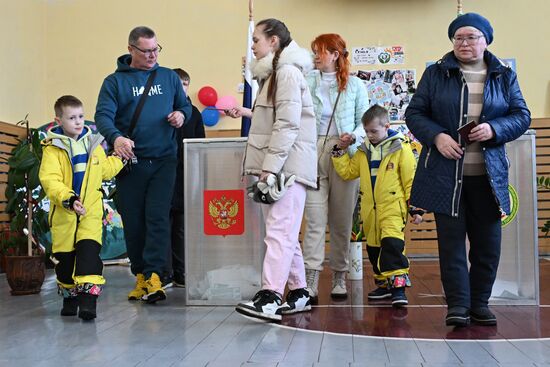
left=208, top=195, right=239, bottom=230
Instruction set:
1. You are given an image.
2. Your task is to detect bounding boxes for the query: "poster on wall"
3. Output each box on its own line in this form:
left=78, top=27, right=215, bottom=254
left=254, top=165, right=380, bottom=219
left=351, top=46, right=405, bottom=65
left=354, top=69, right=416, bottom=121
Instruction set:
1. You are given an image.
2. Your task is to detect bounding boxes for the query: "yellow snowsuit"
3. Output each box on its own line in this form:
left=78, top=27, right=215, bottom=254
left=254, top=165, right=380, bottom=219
left=39, top=126, right=123, bottom=289
left=332, top=131, right=416, bottom=284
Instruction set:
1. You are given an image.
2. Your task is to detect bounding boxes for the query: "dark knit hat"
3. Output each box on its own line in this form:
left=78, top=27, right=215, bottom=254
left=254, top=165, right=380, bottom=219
left=448, top=13, right=493, bottom=45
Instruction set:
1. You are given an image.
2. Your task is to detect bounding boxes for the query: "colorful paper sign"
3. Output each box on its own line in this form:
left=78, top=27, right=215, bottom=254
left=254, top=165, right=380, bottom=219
left=352, top=46, right=405, bottom=65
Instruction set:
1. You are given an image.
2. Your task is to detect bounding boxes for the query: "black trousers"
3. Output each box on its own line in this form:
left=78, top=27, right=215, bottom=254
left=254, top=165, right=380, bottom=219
left=434, top=175, right=502, bottom=310
left=116, top=157, right=177, bottom=278
left=165, top=209, right=185, bottom=275
left=54, top=239, right=103, bottom=286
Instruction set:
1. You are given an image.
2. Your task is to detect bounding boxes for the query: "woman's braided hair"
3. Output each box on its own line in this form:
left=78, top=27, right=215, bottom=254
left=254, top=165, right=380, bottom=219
left=256, top=18, right=292, bottom=106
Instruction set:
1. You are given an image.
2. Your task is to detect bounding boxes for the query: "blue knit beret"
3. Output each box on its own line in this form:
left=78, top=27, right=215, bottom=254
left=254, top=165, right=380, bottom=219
left=448, top=13, right=493, bottom=45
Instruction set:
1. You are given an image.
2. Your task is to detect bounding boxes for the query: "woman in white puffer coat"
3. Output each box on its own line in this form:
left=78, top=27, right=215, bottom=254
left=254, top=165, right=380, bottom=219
left=228, top=18, right=317, bottom=322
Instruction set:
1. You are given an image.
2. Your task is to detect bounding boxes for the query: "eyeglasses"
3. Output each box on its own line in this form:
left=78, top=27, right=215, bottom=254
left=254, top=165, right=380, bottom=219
left=130, top=43, right=162, bottom=56
left=452, top=35, right=484, bottom=45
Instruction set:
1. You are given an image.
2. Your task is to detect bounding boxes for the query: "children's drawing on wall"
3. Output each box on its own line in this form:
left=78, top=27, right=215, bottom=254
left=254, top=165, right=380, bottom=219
left=351, top=46, right=405, bottom=65
left=354, top=69, right=416, bottom=121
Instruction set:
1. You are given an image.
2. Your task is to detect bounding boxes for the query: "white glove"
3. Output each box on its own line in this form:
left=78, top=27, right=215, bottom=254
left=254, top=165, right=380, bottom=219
left=248, top=173, right=296, bottom=204
left=247, top=174, right=277, bottom=204
left=267, top=173, right=296, bottom=201
left=256, top=173, right=277, bottom=194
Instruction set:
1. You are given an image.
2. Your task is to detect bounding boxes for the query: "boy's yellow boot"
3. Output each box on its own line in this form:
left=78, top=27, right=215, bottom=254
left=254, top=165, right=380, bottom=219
left=143, top=272, right=166, bottom=304
left=128, top=273, right=147, bottom=300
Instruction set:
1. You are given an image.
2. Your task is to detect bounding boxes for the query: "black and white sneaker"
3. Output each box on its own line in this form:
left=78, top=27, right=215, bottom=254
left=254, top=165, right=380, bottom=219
left=161, top=273, right=173, bottom=289
left=367, top=287, right=392, bottom=300
left=446, top=306, right=470, bottom=327
left=470, top=307, right=497, bottom=326
left=277, top=288, right=312, bottom=315
left=390, top=287, right=408, bottom=307
left=235, top=290, right=282, bottom=322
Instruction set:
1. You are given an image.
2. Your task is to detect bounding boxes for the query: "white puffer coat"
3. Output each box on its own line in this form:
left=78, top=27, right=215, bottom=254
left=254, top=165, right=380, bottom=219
left=243, top=41, right=318, bottom=188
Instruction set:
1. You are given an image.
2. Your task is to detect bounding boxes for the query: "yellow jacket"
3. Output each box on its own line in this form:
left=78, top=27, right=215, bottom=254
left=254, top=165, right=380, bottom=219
left=332, top=132, right=416, bottom=246
left=39, top=126, right=123, bottom=252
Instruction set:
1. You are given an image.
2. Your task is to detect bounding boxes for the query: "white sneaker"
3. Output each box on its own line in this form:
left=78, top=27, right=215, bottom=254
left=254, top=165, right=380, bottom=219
left=305, top=269, right=320, bottom=304
left=278, top=288, right=312, bottom=315
left=331, top=271, right=347, bottom=298
left=235, top=290, right=282, bottom=322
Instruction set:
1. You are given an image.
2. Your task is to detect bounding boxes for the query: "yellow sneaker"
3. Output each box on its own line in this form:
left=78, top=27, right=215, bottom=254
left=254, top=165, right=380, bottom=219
left=143, top=273, right=166, bottom=304
left=128, top=274, right=147, bottom=301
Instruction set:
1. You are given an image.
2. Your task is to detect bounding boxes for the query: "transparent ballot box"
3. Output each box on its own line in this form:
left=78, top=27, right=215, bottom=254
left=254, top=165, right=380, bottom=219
left=394, top=124, right=539, bottom=305
left=491, top=131, right=539, bottom=305
left=184, top=138, right=265, bottom=305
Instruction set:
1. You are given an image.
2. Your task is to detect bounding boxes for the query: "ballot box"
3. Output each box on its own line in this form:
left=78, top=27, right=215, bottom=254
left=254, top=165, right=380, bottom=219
left=491, top=131, right=539, bottom=305
left=184, top=138, right=265, bottom=305
left=395, top=124, right=539, bottom=305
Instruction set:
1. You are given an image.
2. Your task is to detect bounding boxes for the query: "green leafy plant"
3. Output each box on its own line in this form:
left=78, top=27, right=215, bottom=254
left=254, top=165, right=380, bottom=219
left=1, top=115, right=50, bottom=256
left=350, top=193, right=364, bottom=242
left=537, top=176, right=550, bottom=236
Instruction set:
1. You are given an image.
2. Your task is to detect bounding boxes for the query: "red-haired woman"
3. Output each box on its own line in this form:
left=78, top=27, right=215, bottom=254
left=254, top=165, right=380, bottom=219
left=302, top=33, right=369, bottom=301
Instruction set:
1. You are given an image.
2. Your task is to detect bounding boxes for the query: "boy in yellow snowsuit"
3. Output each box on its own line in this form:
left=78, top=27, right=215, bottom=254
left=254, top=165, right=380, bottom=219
left=331, top=105, right=421, bottom=307
left=39, top=95, right=123, bottom=320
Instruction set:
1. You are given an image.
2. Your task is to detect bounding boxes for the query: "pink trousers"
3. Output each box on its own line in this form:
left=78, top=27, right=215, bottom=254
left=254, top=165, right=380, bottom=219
left=261, top=182, right=307, bottom=296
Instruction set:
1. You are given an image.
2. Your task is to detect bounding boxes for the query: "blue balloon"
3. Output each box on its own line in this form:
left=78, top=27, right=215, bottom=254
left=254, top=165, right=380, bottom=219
left=201, top=106, right=220, bottom=126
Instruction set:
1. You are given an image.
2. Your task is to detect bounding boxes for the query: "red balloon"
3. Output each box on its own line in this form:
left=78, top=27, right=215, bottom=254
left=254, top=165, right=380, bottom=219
left=197, top=86, right=218, bottom=106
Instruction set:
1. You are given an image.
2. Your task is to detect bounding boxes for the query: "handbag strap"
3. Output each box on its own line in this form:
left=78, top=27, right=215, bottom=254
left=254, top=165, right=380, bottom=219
left=319, top=90, right=343, bottom=158
left=127, top=70, right=157, bottom=138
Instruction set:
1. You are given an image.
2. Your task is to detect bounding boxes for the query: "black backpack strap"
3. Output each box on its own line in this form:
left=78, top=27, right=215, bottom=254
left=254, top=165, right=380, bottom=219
left=127, top=69, right=157, bottom=138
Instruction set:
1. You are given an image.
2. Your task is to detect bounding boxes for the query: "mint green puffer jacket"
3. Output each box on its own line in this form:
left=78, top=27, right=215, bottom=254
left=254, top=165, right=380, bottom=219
left=306, top=70, right=369, bottom=156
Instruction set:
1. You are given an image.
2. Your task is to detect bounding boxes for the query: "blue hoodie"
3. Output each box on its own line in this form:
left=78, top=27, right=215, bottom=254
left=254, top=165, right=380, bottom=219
left=95, top=54, right=192, bottom=159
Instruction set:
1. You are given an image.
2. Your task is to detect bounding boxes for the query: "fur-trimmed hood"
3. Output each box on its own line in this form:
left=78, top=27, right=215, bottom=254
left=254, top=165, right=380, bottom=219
left=251, top=40, right=313, bottom=81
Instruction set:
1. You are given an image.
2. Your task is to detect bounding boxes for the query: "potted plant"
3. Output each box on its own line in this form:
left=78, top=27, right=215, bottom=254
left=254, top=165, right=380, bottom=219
left=0, top=225, right=27, bottom=271
left=1, top=115, right=50, bottom=295
left=349, top=193, right=364, bottom=280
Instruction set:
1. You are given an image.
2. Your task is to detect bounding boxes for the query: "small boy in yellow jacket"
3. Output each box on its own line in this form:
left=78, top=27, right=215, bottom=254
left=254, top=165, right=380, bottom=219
left=39, top=95, right=123, bottom=320
left=331, top=104, right=421, bottom=307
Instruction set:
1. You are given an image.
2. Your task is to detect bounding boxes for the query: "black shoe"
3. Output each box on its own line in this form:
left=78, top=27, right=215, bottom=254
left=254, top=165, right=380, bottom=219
left=77, top=293, right=97, bottom=321
left=470, top=307, right=497, bottom=326
left=235, top=290, right=282, bottom=322
left=143, top=273, right=167, bottom=304
left=172, top=271, right=185, bottom=288
left=445, top=306, right=470, bottom=327
left=368, top=287, right=392, bottom=300
left=277, top=288, right=312, bottom=315
left=161, top=273, right=173, bottom=289
left=60, top=297, right=78, bottom=316
left=390, top=287, right=408, bottom=307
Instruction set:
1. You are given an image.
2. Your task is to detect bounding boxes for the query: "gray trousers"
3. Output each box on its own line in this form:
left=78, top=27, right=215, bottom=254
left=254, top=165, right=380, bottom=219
left=302, top=136, right=359, bottom=272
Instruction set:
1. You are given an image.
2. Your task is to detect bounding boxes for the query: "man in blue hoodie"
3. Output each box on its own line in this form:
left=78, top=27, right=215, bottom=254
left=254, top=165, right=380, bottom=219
left=95, top=26, right=191, bottom=304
